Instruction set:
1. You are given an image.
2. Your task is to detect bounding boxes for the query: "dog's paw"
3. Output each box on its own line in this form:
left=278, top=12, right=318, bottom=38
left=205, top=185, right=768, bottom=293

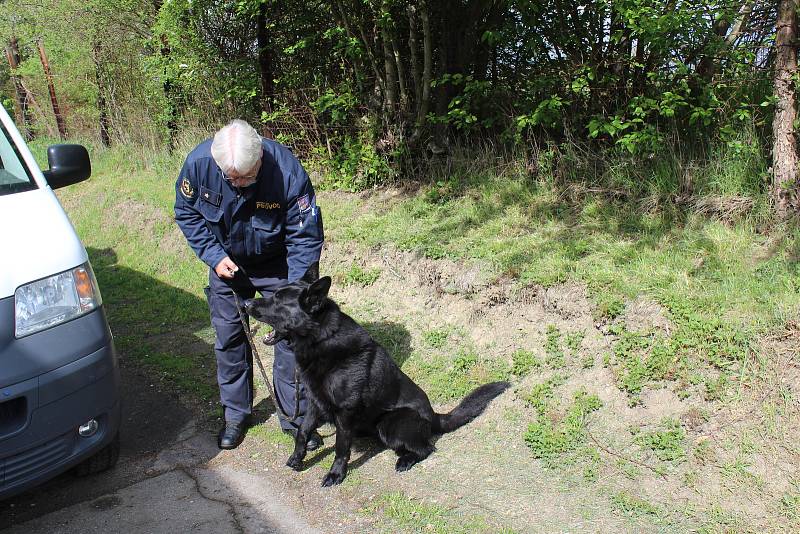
left=321, top=471, right=345, bottom=487
left=395, top=454, right=419, bottom=472
left=286, top=455, right=303, bottom=471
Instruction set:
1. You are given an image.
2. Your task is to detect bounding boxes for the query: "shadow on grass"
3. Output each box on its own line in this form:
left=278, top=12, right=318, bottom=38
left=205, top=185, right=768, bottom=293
left=392, top=173, right=739, bottom=290
left=88, top=247, right=219, bottom=404
left=362, top=321, right=413, bottom=367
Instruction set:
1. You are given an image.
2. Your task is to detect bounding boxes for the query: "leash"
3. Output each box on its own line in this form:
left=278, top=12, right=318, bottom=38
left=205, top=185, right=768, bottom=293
left=232, top=290, right=301, bottom=424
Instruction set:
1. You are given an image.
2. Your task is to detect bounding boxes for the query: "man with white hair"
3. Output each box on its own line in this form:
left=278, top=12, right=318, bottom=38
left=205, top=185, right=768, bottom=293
left=175, top=119, right=324, bottom=450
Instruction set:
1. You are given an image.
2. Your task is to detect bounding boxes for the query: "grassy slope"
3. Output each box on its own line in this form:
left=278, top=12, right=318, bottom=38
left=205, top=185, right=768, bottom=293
left=44, top=139, right=800, bottom=532
left=328, top=171, right=798, bottom=330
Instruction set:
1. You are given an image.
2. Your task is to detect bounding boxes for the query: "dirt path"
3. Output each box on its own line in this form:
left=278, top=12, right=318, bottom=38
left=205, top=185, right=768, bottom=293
left=0, top=359, right=372, bottom=534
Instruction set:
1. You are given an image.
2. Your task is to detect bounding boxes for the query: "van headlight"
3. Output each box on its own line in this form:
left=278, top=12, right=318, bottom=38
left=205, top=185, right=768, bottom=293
left=15, top=262, right=103, bottom=338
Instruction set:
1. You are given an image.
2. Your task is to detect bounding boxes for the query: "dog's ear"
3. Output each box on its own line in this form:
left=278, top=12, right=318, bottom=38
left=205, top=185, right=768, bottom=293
left=300, top=276, right=331, bottom=314
left=301, top=262, right=320, bottom=283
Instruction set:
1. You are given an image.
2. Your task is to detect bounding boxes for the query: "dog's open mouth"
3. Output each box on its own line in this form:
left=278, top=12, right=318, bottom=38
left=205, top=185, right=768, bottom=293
left=262, top=325, right=279, bottom=346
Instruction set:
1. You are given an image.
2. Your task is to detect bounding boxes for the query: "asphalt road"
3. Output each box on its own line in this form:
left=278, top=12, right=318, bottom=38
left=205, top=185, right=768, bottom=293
left=0, top=359, right=320, bottom=534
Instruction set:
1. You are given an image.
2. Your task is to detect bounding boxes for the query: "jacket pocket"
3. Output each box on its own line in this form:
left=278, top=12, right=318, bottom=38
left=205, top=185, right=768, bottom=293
left=198, top=201, right=223, bottom=223
left=252, top=213, right=281, bottom=255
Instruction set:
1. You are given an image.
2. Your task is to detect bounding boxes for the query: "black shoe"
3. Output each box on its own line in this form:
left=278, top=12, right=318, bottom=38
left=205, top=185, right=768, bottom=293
left=218, top=421, right=248, bottom=450
left=285, top=429, right=324, bottom=451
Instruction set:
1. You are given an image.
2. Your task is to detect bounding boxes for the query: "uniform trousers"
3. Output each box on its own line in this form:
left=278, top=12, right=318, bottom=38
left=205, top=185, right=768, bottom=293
left=205, top=262, right=307, bottom=431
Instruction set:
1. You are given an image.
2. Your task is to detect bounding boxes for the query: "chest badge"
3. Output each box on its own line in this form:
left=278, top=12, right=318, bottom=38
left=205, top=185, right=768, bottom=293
left=180, top=177, right=195, bottom=199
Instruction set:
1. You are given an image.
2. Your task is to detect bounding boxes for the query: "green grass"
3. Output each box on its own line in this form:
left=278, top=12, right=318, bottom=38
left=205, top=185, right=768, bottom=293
left=565, top=330, right=585, bottom=354
left=45, top=138, right=221, bottom=409
left=510, top=348, right=541, bottom=376
left=43, top=138, right=799, bottom=533
left=544, top=324, right=566, bottom=368
left=521, top=374, right=565, bottom=414
left=634, top=418, right=687, bottom=462
left=340, top=263, right=382, bottom=286
left=324, top=158, right=800, bottom=408
left=523, top=386, right=603, bottom=464
left=407, top=349, right=511, bottom=402
left=247, top=421, right=295, bottom=446
left=365, top=492, right=519, bottom=534
left=610, top=491, right=661, bottom=519
left=421, top=328, right=450, bottom=349
left=781, top=491, right=800, bottom=521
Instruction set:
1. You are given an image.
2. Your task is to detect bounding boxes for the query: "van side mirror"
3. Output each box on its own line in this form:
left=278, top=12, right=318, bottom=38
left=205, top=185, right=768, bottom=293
left=43, top=144, right=91, bottom=189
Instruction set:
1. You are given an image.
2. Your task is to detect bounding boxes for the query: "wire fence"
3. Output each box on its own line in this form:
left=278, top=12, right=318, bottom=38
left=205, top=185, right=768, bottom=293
left=264, top=87, right=367, bottom=159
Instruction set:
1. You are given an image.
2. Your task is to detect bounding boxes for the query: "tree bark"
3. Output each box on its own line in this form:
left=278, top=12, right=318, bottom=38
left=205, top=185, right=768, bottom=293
left=408, top=5, right=422, bottom=112
left=37, top=39, right=67, bottom=140
left=772, top=0, right=799, bottom=218
left=418, top=0, right=432, bottom=128
left=391, top=33, right=409, bottom=113
left=380, top=17, right=399, bottom=113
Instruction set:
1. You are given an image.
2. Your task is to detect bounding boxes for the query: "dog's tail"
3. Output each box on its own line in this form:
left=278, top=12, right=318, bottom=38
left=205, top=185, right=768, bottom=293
left=432, top=381, right=510, bottom=434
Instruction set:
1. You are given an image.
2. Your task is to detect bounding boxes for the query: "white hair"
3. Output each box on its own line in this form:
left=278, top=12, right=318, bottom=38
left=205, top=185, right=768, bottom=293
left=210, top=119, right=263, bottom=175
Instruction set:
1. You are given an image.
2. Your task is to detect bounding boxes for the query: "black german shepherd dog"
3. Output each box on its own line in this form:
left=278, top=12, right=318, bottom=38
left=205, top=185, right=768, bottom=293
left=244, top=263, right=509, bottom=487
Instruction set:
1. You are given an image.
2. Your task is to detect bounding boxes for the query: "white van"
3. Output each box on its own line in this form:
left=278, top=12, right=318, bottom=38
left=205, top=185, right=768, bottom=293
left=0, top=106, right=120, bottom=499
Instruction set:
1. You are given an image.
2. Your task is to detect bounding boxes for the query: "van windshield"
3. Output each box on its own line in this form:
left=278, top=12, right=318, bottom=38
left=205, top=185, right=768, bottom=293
left=0, top=122, right=36, bottom=196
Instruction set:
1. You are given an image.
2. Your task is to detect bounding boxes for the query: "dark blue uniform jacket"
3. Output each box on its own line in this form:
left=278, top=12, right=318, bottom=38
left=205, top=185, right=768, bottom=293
left=174, top=138, right=324, bottom=281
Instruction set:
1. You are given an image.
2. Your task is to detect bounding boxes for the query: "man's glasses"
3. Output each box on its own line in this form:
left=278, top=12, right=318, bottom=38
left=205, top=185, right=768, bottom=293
left=222, top=170, right=258, bottom=183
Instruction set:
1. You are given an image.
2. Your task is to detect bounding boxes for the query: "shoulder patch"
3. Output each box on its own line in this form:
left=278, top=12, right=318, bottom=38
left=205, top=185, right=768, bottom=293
left=180, top=176, right=195, bottom=200
left=297, top=193, right=311, bottom=213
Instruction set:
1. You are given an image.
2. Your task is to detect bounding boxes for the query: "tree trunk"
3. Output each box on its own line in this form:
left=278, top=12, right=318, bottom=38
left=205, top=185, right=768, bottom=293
left=5, top=37, right=34, bottom=140
left=408, top=5, right=422, bottom=113
left=257, top=1, right=275, bottom=137
left=417, top=0, right=432, bottom=132
left=725, top=1, right=754, bottom=46
left=697, top=1, right=754, bottom=82
left=380, top=21, right=399, bottom=113
left=772, top=0, right=799, bottom=218
left=92, top=42, right=111, bottom=147
left=335, top=0, right=385, bottom=99
left=37, top=39, right=67, bottom=140
left=160, top=34, right=178, bottom=150
left=391, top=33, right=409, bottom=113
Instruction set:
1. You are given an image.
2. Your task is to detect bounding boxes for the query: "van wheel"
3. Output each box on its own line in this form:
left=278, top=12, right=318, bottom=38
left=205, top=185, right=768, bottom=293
left=75, top=432, right=120, bottom=477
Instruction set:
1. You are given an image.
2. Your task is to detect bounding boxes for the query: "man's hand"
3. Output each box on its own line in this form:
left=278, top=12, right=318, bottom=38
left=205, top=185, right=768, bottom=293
left=215, top=256, right=239, bottom=279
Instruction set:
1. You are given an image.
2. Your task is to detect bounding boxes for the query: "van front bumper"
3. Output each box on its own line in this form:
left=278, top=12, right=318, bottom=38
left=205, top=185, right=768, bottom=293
left=0, top=308, right=120, bottom=500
